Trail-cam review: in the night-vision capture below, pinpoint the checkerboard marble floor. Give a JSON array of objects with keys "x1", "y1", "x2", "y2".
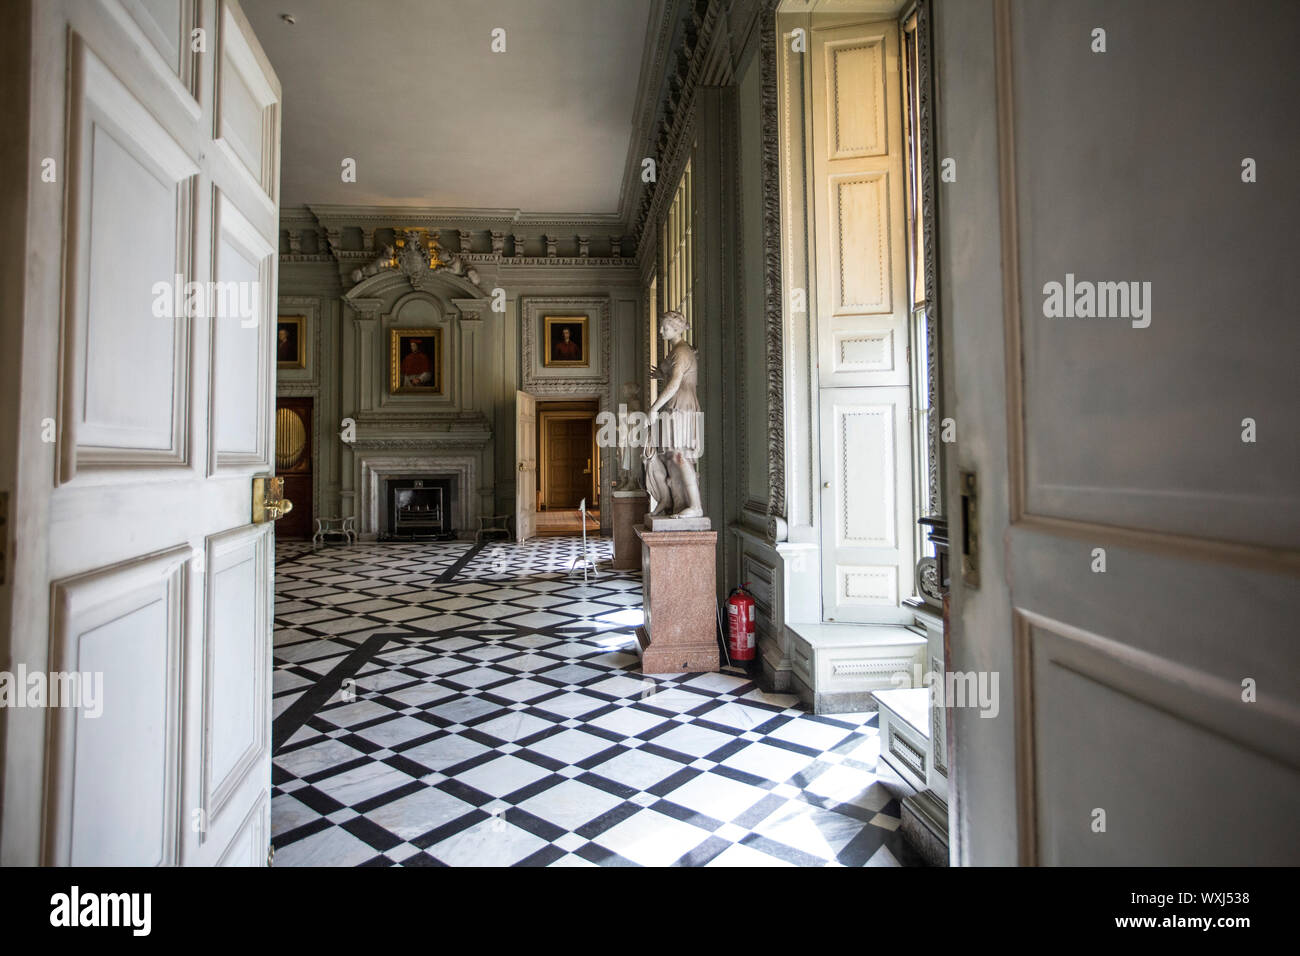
[{"x1": 271, "y1": 536, "x2": 921, "y2": 867}]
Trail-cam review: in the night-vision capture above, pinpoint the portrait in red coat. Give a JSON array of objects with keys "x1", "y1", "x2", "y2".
[{"x1": 544, "y1": 317, "x2": 587, "y2": 367}]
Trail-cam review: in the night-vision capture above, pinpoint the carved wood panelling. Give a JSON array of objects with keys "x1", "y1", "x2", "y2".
[
  {"x1": 821, "y1": 386, "x2": 913, "y2": 624},
  {"x1": 759, "y1": 3, "x2": 787, "y2": 538},
  {"x1": 59, "y1": 35, "x2": 198, "y2": 483},
  {"x1": 209, "y1": 188, "x2": 274, "y2": 473},
  {"x1": 827, "y1": 36, "x2": 887, "y2": 158},
  {"x1": 836, "y1": 403, "x2": 895, "y2": 547},
  {"x1": 839, "y1": 565, "x2": 898, "y2": 607},
  {"x1": 217, "y1": 791, "x2": 269, "y2": 866},
  {"x1": 215, "y1": 1, "x2": 278, "y2": 206},
  {"x1": 201, "y1": 525, "x2": 271, "y2": 834},
  {"x1": 837, "y1": 329, "x2": 894, "y2": 373},
  {"x1": 1016, "y1": 607, "x2": 1300, "y2": 865},
  {"x1": 915, "y1": 0, "x2": 944, "y2": 519},
  {"x1": 45, "y1": 545, "x2": 189, "y2": 865},
  {"x1": 831, "y1": 173, "x2": 891, "y2": 315},
  {"x1": 110, "y1": 0, "x2": 200, "y2": 107}
]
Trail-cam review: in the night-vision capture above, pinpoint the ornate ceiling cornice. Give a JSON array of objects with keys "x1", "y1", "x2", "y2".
[
  {"x1": 613, "y1": 0, "x2": 679, "y2": 232},
  {"x1": 631, "y1": 0, "x2": 723, "y2": 265},
  {"x1": 306, "y1": 204, "x2": 628, "y2": 230}
]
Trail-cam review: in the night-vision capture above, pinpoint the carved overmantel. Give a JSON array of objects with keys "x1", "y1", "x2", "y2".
[{"x1": 335, "y1": 263, "x2": 498, "y2": 535}]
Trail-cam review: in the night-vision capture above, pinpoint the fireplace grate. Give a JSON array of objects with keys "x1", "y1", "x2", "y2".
[{"x1": 385, "y1": 478, "x2": 456, "y2": 540}]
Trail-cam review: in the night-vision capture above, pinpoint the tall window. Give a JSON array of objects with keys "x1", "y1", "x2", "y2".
[{"x1": 660, "y1": 158, "x2": 694, "y2": 341}]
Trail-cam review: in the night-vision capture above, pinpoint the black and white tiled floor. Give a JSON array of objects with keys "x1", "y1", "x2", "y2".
[{"x1": 271, "y1": 536, "x2": 921, "y2": 867}]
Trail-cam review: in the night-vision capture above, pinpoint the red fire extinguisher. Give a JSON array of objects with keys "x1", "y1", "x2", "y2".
[{"x1": 726, "y1": 584, "x2": 757, "y2": 662}]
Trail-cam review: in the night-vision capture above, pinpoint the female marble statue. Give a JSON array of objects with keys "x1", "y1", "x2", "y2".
[{"x1": 643, "y1": 310, "x2": 703, "y2": 518}]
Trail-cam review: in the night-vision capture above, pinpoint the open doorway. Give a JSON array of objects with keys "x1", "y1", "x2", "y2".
[
  {"x1": 535, "y1": 400, "x2": 600, "y2": 535},
  {"x1": 275, "y1": 398, "x2": 314, "y2": 540}
]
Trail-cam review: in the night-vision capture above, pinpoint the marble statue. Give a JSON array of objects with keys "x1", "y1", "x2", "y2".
[
  {"x1": 612, "y1": 381, "x2": 645, "y2": 491},
  {"x1": 643, "y1": 310, "x2": 703, "y2": 518}
]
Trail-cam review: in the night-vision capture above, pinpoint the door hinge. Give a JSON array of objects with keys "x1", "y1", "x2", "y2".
[
  {"x1": 0, "y1": 490, "x2": 7, "y2": 586},
  {"x1": 959, "y1": 470, "x2": 979, "y2": 588}
]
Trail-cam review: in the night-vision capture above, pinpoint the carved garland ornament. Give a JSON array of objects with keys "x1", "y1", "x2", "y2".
[
  {"x1": 760, "y1": 0, "x2": 787, "y2": 540},
  {"x1": 349, "y1": 229, "x2": 482, "y2": 289},
  {"x1": 915, "y1": 0, "x2": 943, "y2": 519}
]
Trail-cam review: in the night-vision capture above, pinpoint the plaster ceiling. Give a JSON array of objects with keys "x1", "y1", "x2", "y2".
[{"x1": 242, "y1": 0, "x2": 655, "y2": 215}]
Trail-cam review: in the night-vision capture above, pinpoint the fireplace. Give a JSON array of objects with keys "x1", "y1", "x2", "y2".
[{"x1": 384, "y1": 477, "x2": 456, "y2": 540}]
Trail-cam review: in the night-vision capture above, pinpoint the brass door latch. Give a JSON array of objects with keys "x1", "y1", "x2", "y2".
[{"x1": 253, "y1": 476, "x2": 294, "y2": 524}]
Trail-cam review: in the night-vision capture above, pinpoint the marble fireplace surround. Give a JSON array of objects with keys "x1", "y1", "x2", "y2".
[{"x1": 358, "y1": 453, "x2": 480, "y2": 540}]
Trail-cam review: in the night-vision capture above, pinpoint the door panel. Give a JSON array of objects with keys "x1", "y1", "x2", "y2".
[
  {"x1": 197, "y1": 523, "x2": 272, "y2": 863},
  {"x1": 60, "y1": 34, "x2": 198, "y2": 479},
  {"x1": 544, "y1": 417, "x2": 594, "y2": 509},
  {"x1": 938, "y1": 0, "x2": 1300, "y2": 865},
  {"x1": 516, "y1": 391, "x2": 536, "y2": 543},
  {"x1": 819, "y1": 388, "x2": 913, "y2": 623},
  {"x1": 275, "y1": 398, "x2": 313, "y2": 539},
  {"x1": 210, "y1": 189, "x2": 274, "y2": 470},
  {"x1": 812, "y1": 23, "x2": 909, "y2": 389},
  {"x1": 46, "y1": 546, "x2": 188, "y2": 866},
  {"x1": 1, "y1": 0, "x2": 280, "y2": 866},
  {"x1": 810, "y1": 19, "x2": 913, "y2": 625}
]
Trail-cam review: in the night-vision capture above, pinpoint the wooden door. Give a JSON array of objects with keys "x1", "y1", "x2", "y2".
[
  {"x1": 937, "y1": 0, "x2": 1300, "y2": 865},
  {"x1": 544, "y1": 417, "x2": 594, "y2": 509},
  {"x1": 0, "y1": 0, "x2": 281, "y2": 865},
  {"x1": 275, "y1": 398, "x2": 313, "y2": 539},
  {"x1": 515, "y1": 391, "x2": 536, "y2": 543}
]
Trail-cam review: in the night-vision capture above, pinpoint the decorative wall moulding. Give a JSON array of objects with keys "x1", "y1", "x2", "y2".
[
  {"x1": 758, "y1": 0, "x2": 786, "y2": 537},
  {"x1": 352, "y1": 410, "x2": 492, "y2": 432},
  {"x1": 349, "y1": 437, "x2": 490, "y2": 451},
  {"x1": 629, "y1": 0, "x2": 724, "y2": 260},
  {"x1": 520, "y1": 296, "x2": 612, "y2": 398}
]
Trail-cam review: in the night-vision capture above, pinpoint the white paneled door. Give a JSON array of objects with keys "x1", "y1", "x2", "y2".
[
  {"x1": 516, "y1": 391, "x2": 537, "y2": 544},
  {"x1": 939, "y1": 0, "x2": 1300, "y2": 865},
  {"x1": 1, "y1": 0, "x2": 280, "y2": 865}
]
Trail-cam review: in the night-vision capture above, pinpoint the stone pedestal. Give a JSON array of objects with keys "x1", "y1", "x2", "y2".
[
  {"x1": 634, "y1": 525, "x2": 719, "y2": 674},
  {"x1": 611, "y1": 491, "x2": 649, "y2": 570},
  {"x1": 644, "y1": 514, "x2": 712, "y2": 532}
]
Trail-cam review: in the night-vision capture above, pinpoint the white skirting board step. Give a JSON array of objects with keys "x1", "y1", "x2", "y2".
[
  {"x1": 873, "y1": 687, "x2": 932, "y2": 791},
  {"x1": 873, "y1": 688, "x2": 930, "y2": 740},
  {"x1": 786, "y1": 622, "x2": 927, "y2": 715}
]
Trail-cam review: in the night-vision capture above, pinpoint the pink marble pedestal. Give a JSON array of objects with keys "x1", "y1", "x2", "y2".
[
  {"x1": 634, "y1": 525, "x2": 719, "y2": 674},
  {"x1": 611, "y1": 491, "x2": 649, "y2": 570}
]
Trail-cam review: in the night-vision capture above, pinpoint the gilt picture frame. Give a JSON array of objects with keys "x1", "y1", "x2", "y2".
[
  {"x1": 542, "y1": 315, "x2": 589, "y2": 368},
  {"x1": 389, "y1": 327, "x2": 444, "y2": 394},
  {"x1": 276, "y1": 315, "x2": 306, "y2": 369}
]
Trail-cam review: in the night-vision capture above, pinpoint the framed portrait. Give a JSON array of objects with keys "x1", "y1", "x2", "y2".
[
  {"x1": 542, "y1": 315, "x2": 589, "y2": 368},
  {"x1": 389, "y1": 328, "x2": 443, "y2": 394},
  {"x1": 276, "y1": 316, "x2": 306, "y2": 369}
]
